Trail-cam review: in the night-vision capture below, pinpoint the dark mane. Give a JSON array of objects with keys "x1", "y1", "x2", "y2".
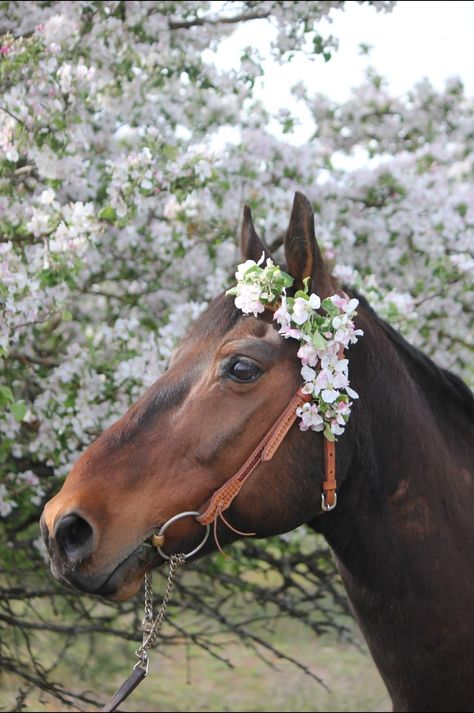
[{"x1": 352, "y1": 291, "x2": 474, "y2": 423}]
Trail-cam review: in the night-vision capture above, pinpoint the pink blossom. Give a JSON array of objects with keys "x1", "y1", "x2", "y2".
[
  {"x1": 297, "y1": 343, "x2": 319, "y2": 366},
  {"x1": 330, "y1": 419, "x2": 345, "y2": 436},
  {"x1": 296, "y1": 403, "x2": 324, "y2": 432},
  {"x1": 234, "y1": 284, "x2": 265, "y2": 317},
  {"x1": 292, "y1": 293, "x2": 320, "y2": 325}
]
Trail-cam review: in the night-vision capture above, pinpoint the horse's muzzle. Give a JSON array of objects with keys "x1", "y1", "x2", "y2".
[{"x1": 40, "y1": 511, "x2": 160, "y2": 599}]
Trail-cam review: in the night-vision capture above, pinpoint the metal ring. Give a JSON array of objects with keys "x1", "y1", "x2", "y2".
[
  {"x1": 155, "y1": 511, "x2": 210, "y2": 561},
  {"x1": 321, "y1": 492, "x2": 337, "y2": 512}
]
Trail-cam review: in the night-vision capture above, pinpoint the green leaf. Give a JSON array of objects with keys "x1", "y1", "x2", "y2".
[
  {"x1": 62, "y1": 309, "x2": 73, "y2": 321},
  {"x1": 294, "y1": 290, "x2": 309, "y2": 300},
  {"x1": 324, "y1": 423, "x2": 336, "y2": 442},
  {"x1": 0, "y1": 385, "x2": 13, "y2": 408},
  {"x1": 11, "y1": 401, "x2": 27, "y2": 422},
  {"x1": 243, "y1": 265, "x2": 260, "y2": 275},
  {"x1": 63, "y1": 394, "x2": 76, "y2": 408},
  {"x1": 98, "y1": 205, "x2": 117, "y2": 222},
  {"x1": 312, "y1": 331, "x2": 328, "y2": 349},
  {"x1": 321, "y1": 297, "x2": 337, "y2": 314}
]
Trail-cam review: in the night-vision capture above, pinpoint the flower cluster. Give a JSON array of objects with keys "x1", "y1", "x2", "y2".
[
  {"x1": 332, "y1": 264, "x2": 417, "y2": 328},
  {"x1": 227, "y1": 259, "x2": 363, "y2": 440},
  {"x1": 226, "y1": 255, "x2": 293, "y2": 316}
]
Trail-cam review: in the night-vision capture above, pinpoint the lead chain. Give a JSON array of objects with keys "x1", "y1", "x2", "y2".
[{"x1": 134, "y1": 553, "x2": 186, "y2": 672}]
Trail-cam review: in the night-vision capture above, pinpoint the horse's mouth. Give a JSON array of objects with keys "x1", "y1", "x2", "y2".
[
  {"x1": 51, "y1": 521, "x2": 209, "y2": 600},
  {"x1": 95, "y1": 541, "x2": 164, "y2": 600},
  {"x1": 53, "y1": 540, "x2": 164, "y2": 601}
]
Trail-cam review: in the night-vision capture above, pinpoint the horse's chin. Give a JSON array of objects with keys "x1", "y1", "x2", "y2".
[
  {"x1": 52, "y1": 542, "x2": 163, "y2": 602},
  {"x1": 102, "y1": 570, "x2": 149, "y2": 602}
]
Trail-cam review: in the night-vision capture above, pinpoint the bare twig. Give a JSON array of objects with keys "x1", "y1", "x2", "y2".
[{"x1": 169, "y1": 9, "x2": 271, "y2": 31}]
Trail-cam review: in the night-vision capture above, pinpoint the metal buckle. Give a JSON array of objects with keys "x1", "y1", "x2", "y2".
[
  {"x1": 321, "y1": 492, "x2": 337, "y2": 512},
  {"x1": 153, "y1": 511, "x2": 210, "y2": 561}
]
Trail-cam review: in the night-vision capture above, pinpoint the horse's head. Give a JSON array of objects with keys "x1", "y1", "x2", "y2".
[{"x1": 41, "y1": 192, "x2": 358, "y2": 601}]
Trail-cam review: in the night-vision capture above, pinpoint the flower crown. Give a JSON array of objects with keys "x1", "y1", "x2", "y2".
[{"x1": 226, "y1": 255, "x2": 363, "y2": 441}]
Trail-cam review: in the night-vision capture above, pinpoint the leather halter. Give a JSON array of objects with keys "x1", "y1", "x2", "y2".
[
  {"x1": 195, "y1": 299, "x2": 342, "y2": 536},
  {"x1": 197, "y1": 386, "x2": 339, "y2": 540},
  {"x1": 194, "y1": 295, "x2": 343, "y2": 541}
]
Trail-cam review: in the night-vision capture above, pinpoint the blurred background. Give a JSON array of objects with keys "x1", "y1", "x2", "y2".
[{"x1": 1, "y1": 2, "x2": 472, "y2": 710}]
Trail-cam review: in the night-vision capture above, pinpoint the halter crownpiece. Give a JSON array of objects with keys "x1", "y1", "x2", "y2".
[{"x1": 226, "y1": 254, "x2": 363, "y2": 442}]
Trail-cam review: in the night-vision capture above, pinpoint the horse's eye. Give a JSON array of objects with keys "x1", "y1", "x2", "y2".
[{"x1": 228, "y1": 359, "x2": 262, "y2": 383}]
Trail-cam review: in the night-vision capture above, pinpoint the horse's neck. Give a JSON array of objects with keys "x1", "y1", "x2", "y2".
[{"x1": 319, "y1": 331, "x2": 474, "y2": 710}]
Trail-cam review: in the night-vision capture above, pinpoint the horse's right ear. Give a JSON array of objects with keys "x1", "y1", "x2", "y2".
[
  {"x1": 241, "y1": 205, "x2": 273, "y2": 262},
  {"x1": 284, "y1": 191, "x2": 336, "y2": 297}
]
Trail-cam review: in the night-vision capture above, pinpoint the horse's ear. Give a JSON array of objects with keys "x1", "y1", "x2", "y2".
[
  {"x1": 241, "y1": 205, "x2": 273, "y2": 262},
  {"x1": 284, "y1": 191, "x2": 335, "y2": 296}
]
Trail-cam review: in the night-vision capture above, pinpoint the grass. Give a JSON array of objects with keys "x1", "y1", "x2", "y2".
[
  {"x1": 129, "y1": 618, "x2": 391, "y2": 713},
  {"x1": 1, "y1": 609, "x2": 390, "y2": 712},
  {"x1": 1, "y1": 541, "x2": 391, "y2": 712}
]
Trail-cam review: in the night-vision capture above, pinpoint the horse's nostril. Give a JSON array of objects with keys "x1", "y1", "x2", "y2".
[{"x1": 55, "y1": 513, "x2": 94, "y2": 562}]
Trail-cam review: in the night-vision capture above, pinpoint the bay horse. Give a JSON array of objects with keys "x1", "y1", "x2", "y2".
[{"x1": 41, "y1": 192, "x2": 474, "y2": 712}]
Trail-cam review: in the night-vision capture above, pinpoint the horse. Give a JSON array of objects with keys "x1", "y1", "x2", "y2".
[{"x1": 41, "y1": 192, "x2": 474, "y2": 712}]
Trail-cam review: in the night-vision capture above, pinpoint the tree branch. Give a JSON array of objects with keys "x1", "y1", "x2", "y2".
[{"x1": 169, "y1": 9, "x2": 271, "y2": 30}]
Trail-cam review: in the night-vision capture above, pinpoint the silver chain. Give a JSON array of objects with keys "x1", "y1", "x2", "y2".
[{"x1": 134, "y1": 553, "x2": 186, "y2": 672}]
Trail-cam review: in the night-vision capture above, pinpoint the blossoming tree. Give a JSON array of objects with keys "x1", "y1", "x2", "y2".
[{"x1": 1, "y1": 0, "x2": 472, "y2": 707}]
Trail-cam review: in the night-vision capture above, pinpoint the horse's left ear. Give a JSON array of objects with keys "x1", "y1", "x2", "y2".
[
  {"x1": 284, "y1": 192, "x2": 335, "y2": 296},
  {"x1": 241, "y1": 205, "x2": 273, "y2": 263}
]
